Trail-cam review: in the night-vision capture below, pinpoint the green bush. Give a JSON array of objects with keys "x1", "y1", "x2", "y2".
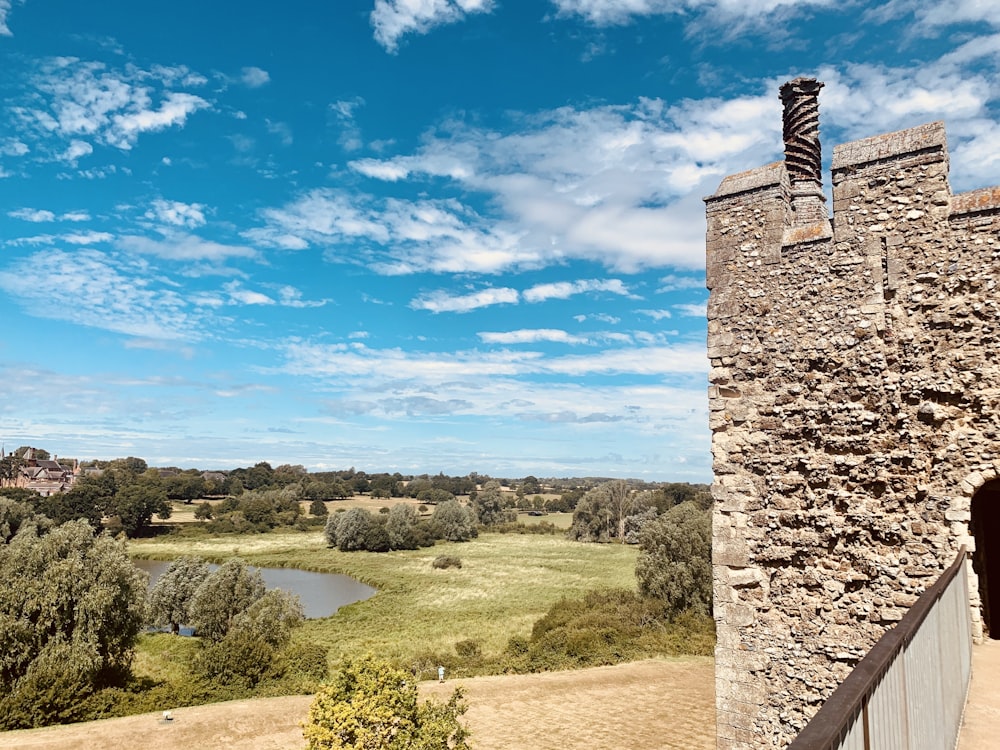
[
  {"x1": 303, "y1": 655, "x2": 470, "y2": 750},
  {"x1": 281, "y1": 641, "x2": 330, "y2": 681},
  {"x1": 505, "y1": 588, "x2": 714, "y2": 673},
  {"x1": 432, "y1": 555, "x2": 462, "y2": 569},
  {"x1": 454, "y1": 639, "x2": 481, "y2": 658}
]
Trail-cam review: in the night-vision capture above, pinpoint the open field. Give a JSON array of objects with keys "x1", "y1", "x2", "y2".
[
  {"x1": 0, "y1": 658, "x2": 715, "y2": 750},
  {"x1": 160, "y1": 498, "x2": 573, "y2": 529},
  {"x1": 129, "y1": 530, "x2": 639, "y2": 668}
]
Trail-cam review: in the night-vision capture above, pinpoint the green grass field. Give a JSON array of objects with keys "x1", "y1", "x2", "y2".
[{"x1": 129, "y1": 530, "x2": 638, "y2": 672}]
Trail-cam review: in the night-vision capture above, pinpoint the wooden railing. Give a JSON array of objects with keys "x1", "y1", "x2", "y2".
[{"x1": 787, "y1": 548, "x2": 972, "y2": 750}]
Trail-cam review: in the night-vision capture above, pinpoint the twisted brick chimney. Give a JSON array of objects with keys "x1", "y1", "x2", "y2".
[{"x1": 780, "y1": 77, "x2": 827, "y2": 224}]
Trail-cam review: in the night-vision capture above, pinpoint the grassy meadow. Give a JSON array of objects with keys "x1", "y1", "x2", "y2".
[{"x1": 129, "y1": 529, "x2": 639, "y2": 677}]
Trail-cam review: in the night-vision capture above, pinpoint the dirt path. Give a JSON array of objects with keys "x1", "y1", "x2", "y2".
[{"x1": 0, "y1": 658, "x2": 715, "y2": 750}]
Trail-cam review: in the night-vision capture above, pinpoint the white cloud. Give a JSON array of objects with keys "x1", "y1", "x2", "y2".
[
  {"x1": 266, "y1": 119, "x2": 293, "y2": 146},
  {"x1": 411, "y1": 286, "x2": 519, "y2": 313},
  {"x1": 345, "y1": 94, "x2": 781, "y2": 272},
  {"x1": 0, "y1": 0, "x2": 11, "y2": 36},
  {"x1": 276, "y1": 285, "x2": 329, "y2": 308},
  {"x1": 331, "y1": 98, "x2": 365, "y2": 151},
  {"x1": 61, "y1": 210, "x2": 91, "y2": 222},
  {"x1": 549, "y1": 0, "x2": 838, "y2": 28},
  {"x1": 62, "y1": 231, "x2": 113, "y2": 245},
  {"x1": 1, "y1": 138, "x2": 28, "y2": 156},
  {"x1": 0, "y1": 248, "x2": 204, "y2": 340},
  {"x1": 637, "y1": 308, "x2": 672, "y2": 320},
  {"x1": 371, "y1": 0, "x2": 496, "y2": 53},
  {"x1": 16, "y1": 58, "x2": 210, "y2": 154},
  {"x1": 241, "y1": 66, "x2": 270, "y2": 87},
  {"x1": 9, "y1": 208, "x2": 56, "y2": 222},
  {"x1": 673, "y1": 302, "x2": 707, "y2": 317},
  {"x1": 870, "y1": 0, "x2": 1000, "y2": 31},
  {"x1": 523, "y1": 278, "x2": 638, "y2": 303},
  {"x1": 118, "y1": 232, "x2": 259, "y2": 263},
  {"x1": 146, "y1": 198, "x2": 208, "y2": 228},
  {"x1": 224, "y1": 281, "x2": 274, "y2": 306},
  {"x1": 478, "y1": 328, "x2": 589, "y2": 344}
]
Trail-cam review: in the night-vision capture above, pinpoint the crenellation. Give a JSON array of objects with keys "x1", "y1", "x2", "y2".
[{"x1": 706, "y1": 79, "x2": 1000, "y2": 748}]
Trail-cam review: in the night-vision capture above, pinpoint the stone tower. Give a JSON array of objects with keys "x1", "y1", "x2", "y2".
[{"x1": 705, "y1": 78, "x2": 1000, "y2": 748}]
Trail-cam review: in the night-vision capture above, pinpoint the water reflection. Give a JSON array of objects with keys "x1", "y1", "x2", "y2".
[{"x1": 133, "y1": 559, "x2": 376, "y2": 619}]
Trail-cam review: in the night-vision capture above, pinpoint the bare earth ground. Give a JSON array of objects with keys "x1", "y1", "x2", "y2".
[{"x1": 0, "y1": 658, "x2": 714, "y2": 750}]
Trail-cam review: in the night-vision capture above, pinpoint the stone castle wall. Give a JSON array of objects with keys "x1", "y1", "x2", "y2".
[{"x1": 706, "y1": 81, "x2": 1000, "y2": 749}]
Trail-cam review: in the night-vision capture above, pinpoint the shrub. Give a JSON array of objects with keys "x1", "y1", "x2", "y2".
[
  {"x1": 454, "y1": 639, "x2": 481, "y2": 658},
  {"x1": 281, "y1": 641, "x2": 330, "y2": 681},
  {"x1": 303, "y1": 655, "x2": 470, "y2": 750},
  {"x1": 309, "y1": 499, "x2": 328, "y2": 517},
  {"x1": 432, "y1": 555, "x2": 462, "y2": 569}
]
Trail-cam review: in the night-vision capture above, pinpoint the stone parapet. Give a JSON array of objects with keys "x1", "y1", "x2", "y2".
[{"x1": 707, "y1": 82, "x2": 1000, "y2": 749}]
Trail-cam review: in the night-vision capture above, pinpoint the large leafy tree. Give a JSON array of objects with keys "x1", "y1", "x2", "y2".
[
  {"x1": 432, "y1": 499, "x2": 476, "y2": 542},
  {"x1": 303, "y1": 655, "x2": 470, "y2": 750},
  {"x1": 0, "y1": 520, "x2": 148, "y2": 727},
  {"x1": 195, "y1": 588, "x2": 304, "y2": 688},
  {"x1": 108, "y1": 476, "x2": 171, "y2": 537},
  {"x1": 635, "y1": 501, "x2": 712, "y2": 617},
  {"x1": 471, "y1": 480, "x2": 515, "y2": 527},
  {"x1": 189, "y1": 559, "x2": 265, "y2": 641},
  {"x1": 148, "y1": 556, "x2": 212, "y2": 634},
  {"x1": 567, "y1": 480, "x2": 648, "y2": 542}
]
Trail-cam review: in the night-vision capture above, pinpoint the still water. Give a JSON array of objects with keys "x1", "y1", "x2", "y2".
[{"x1": 133, "y1": 559, "x2": 376, "y2": 620}]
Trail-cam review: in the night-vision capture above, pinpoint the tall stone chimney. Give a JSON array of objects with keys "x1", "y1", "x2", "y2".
[{"x1": 780, "y1": 77, "x2": 827, "y2": 224}]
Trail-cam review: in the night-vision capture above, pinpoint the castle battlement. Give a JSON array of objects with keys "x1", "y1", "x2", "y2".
[{"x1": 706, "y1": 79, "x2": 1000, "y2": 749}]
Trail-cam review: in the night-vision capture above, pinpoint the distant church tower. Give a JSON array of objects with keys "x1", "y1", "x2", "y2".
[{"x1": 705, "y1": 78, "x2": 1000, "y2": 748}]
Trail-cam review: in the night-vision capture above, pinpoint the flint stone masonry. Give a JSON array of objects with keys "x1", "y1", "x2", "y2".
[{"x1": 705, "y1": 80, "x2": 1000, "y2": 750}]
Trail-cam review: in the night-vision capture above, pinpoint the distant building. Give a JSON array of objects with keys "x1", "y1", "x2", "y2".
[{"x1": 6, "y1": 446, "x2": 78, "y2": 497}]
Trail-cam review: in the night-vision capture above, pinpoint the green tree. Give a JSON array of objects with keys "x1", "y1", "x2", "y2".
[
  {"x1": 325, "y1": 507, "x2": 376, "y2": 551},
  {"x1": 635, "y1": 501, "x2": 712, "y2": 617},
  {"x1": 108, "y1": 477, "x2": 171, "y2": 537},
  {"x1": 189, "y1": 559, "x2": 265, "y2": 641},
  {"x1": 195, "y1": 589, "x2": 304, "y2": 688},
  {"x1": 0, "y1": 520, "x2": 147, "y2": 727},
  {"x1": 386, "y1": 503, "x2": 419, "y2": 550},
  {"x1": 0, "y1": 497, "x2": 48, "y2": 542},
  {"x1": 303, "y1": 655, "x2": 470, "y2": 750},
  {"x1": 432, "y1": 499, "x2": 476, "y2": 542},
  {"x1": 194, "y1": 501, "x2": 214, "y2": 521},
  {"x1": 310, "y1": 498, "x2": 329, "y2": 516},
  {"x1": 148, "y1": 556, "x2": 211, "y2": 634},
  {"x1": 471, "y1": 480, "x2": 515, "y2": 527},
  {"x1": 566, "y1": 480, "x2": 642, "y2": 542}
]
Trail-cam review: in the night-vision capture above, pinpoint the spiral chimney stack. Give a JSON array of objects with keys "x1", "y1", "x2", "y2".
[{"x1": 780, "y1": 77, "x2": 827, "y2": 223}]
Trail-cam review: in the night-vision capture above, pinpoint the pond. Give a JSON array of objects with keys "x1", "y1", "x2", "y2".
[{"x1": 133, "y1": 559, "x2": 376, "y2": 620}]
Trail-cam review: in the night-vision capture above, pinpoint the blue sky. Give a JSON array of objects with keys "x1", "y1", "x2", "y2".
[{"x1": 1, "y1": 1, "x2": 998, "y2": 481}]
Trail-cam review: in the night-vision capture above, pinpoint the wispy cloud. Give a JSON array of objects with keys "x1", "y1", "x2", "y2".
[
  {"x1": 240, "y1": 66, "x2": 270, "y2": 87},
  {"x1": 330, "y1": 98, "x2": 365, "y2": 152},
  {"x1": 523, "y1": 278, "x2": 639, "y2": 303},
  {"x1": 0, "y1": 249, "x2": 205, "y2": 340},
  {"x1": 0, "y1": 0, "x2": 12, "y2": 36},
  {"x1": 371, "y1": 0, "x2": 496, "y2": 53},
  {"x1": 549, "y1": 0, "x2": 838, "y2": 29},
  {"x1": 118, "y1": 232, "x2": 259, "y2": 263},
  {"x1": 478, "y1": 328, "x2": 589, "y2": 344},
  {"x1": 673, "y1": 302, "x2": 707, "y2": 317},
  {"x1": 411, "y1": 286, "x2": 519, "y2": 313}
]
